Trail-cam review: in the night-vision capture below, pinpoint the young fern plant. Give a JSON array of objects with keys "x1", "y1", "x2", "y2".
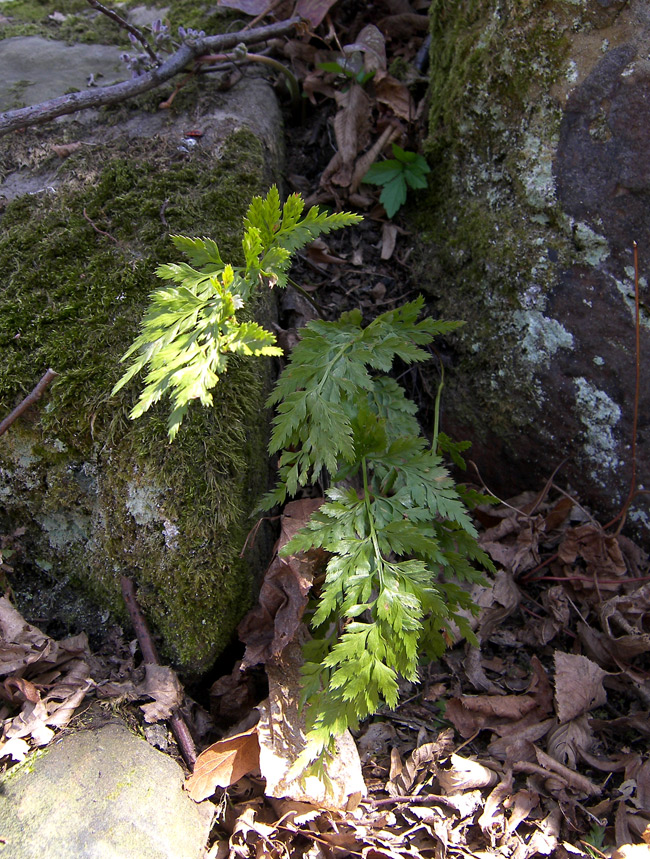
[
  {"x1": 112, "y1": 186, "x2": 361, "y2": 438},
  {"x1": 261, "y1": 300, "x2": 494, "y2": 772},
  {"x1": 113, "y1": 186, "x2": 494, "y2": 774}
]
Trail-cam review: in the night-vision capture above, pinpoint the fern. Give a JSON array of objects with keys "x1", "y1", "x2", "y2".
[
  {"x1": 115, "y1": 187, "x2": 495, "y2": 774},
  {"x1": 112, "y1": 187, "x2": 360, "y2": 438},
  {"x1": 264, "y1": 304, "x2": 494, "y2": 768}
]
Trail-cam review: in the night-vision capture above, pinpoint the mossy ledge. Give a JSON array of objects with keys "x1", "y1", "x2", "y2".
[{"x1": 0, "y1": 129, "x2": 276, "y2": 674}]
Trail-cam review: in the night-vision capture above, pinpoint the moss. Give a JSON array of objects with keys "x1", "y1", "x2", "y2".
[
  {"x1": 412, "y1": 1, "x2": 601, "y2": 446},
  {"x1": 0, "y1": 0, "x2": 238, "y2": 43},
  {"x1": 0, "y1": 128, "x2": 277, "y2": 673}
]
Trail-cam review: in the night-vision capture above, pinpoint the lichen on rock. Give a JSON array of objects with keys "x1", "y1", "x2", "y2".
[{"x1": 415, "y1": 0, "x2": 650, "y2": 528}]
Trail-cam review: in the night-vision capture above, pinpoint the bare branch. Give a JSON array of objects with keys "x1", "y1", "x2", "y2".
[
  {"x1": 0, "y1": 17, "x2": 301, "y2": 137},
  {"x1": 0, "y1": 369, "x2": 58, "y2": 437},
  {"x1": 86, "y1": 0, "x2": 159, "y2": 65}
]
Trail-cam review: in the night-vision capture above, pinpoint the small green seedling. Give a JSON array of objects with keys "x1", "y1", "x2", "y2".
[
  {"x1": 363, "y1": 144, "x2": 431, "y2": 218},
  {"x1": 317, "y1": 59, "x2": 376, "y2": 87}
]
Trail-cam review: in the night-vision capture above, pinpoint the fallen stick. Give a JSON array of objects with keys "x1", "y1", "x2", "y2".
[
  {"x1": 120, "y1": 575, "x2": 197, "y2": 768},
  {"x1": 0, "y1": 17, "x2": 300, "y2": 137},
  {"x1": 0, "y1": 369, "x2": 58, "y2": 438}
]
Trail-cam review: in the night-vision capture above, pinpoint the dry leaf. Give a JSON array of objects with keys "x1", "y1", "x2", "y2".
[
  {"x1": 140, "y1": 664, "x2": 184, "y2": 723},
  {"x1": 239, "y1": 499, "x2": 324, "y2": 669},
  {"x1": 373, "y1": 71, "x2": 415, "y2": 120},
  {"x1": 546, "y1": 714, "x2": 594, "y2": 768},
  {"x1": 437, "y1": 754, "x2": 498, "y2": 793},
  {"x1": 554, "y1": 651, "x2": 607, "y2": 723},
  {"x1": 51, "y1": 142, "x2": 81, "y2": 158},
  {"x1": 186, "y1": 726, "x2": 260, "y2": 801},
  {"x1": 294, "y1": 0, "x2": 340, "y2": 29},
  {"x1": 558, "y1": 523, "x2": 627, "y2": 580},
  {"x1": 257, "y1": 639, "x2": 365, "y2": 811},
  {"x1": 380, "y1": 223, "x2": 398, "y2": 260}
]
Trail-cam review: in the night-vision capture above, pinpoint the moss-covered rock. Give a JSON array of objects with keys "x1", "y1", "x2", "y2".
[
  {"x1": 0, "y1": 69, "x2": 283, "y2": 673},
  {"x1": 415, "y1": 0, "x2": 650, "y2": 530}
]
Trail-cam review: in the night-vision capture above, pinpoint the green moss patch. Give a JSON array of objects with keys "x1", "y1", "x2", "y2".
[{"x1": 0, "y1": 129, "x2": 276, "y2": 673}]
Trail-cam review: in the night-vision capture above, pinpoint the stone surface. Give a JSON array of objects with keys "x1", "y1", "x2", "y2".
[
  {"x1": 0, "y1": 35, "x2": 283, "y2": 673},
  {"x1": 0, "y1": 36, "x2": 124, "y2": 112},
  {"x1": 418, "y1": 0, "x2": 650, "y2": 533},
  {"x1": 0, "y1": 717, "x2": 213, "y2": 859}
]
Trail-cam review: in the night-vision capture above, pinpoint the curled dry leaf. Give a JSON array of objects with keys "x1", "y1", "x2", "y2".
[
  {"x1": 599, "y1": 583, "x2": 650, "y2": 661},
  {"x1": 373, "y1": 71, "x2": 415, "y2": 120},
  {"x1": 553, "y1": 651, "x2": 607, "y2": 724},
  {"x1": 185, "y1": 726, "x2": 260, "y2": 802},
  {"x1": 445, "y1": 693, "x2": 539, "y2": 738},
  {"x1": 320, "y1": 85, "x2": 372, "y2": 189},
  {"x1": 558, "y1": 523, "x2": 627, "y2": 582},
  {"x1": 239, "y1": 498, "x2": 324, "y2": 669},
  {"x1": 140, "y1": 664, "x2": 184, "y2": 723},
  {"x1": 546, "y1": 714, "x2": 594, "y2": 769},
  {"x1": 437, "y1": 754, "x2": 498, "y2": 794}
]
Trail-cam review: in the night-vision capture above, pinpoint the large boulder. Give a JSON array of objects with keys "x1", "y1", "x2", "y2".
[
  {"x1": 0, "y1": 712, "x2": 213, "y2": 859},
  {"x1": 417, "y1": 0, "x2": 650, "y2": 532},
  {"x1": 0, "y1": 33, "x2": 283, "y2": 673}
]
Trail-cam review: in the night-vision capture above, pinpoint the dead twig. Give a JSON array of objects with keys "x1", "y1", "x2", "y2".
[
  {"x1": 83, "y1": 208, "x2": 118, "y2": 243},
  {"x1": 120, "y1": 575, "x2": 197, "y2": 767},
  {"x1": 86, "y1": 0, "x2": 159, "y2": 65},
  {"x1": 0, "y1": 369, "x2": 58, "y2": 438},
  {"x1": 0, "y1": 18, "x2": 300, "y2": 136}
]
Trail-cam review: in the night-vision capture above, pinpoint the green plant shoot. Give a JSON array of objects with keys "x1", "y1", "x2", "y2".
[
  {"x1": 363, "y1": 144, "x2": 431, "y2": 218},
  {"x1": 115, "y1": 186, "x2": 494, "y2": 774},
  {"x1": 112, "y1": 186, "x2": 360, "y2": 439}
]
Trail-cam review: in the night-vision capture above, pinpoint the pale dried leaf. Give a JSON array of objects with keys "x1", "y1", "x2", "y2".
[
  {"x1": 613, "y1": 847, "x2": 650, "y2": 859},
  {"x1": 380, "y1": 223, "x2": 398, "y2": 260},
  {"x1": 258, "y1": 640, "x2": 365, "y2": 811},
  {"x1": 478, "y1": 770, "x2": 513, "y2": 839},
  {"x1": 140, "y1": 664, "x2": 184, "y2": 723},
  {"x1": 554, "y1": 652, "x2": 607, "y2": 723},
  {"x1": 506, "y1": 789, "x2": 539, "y2": 835},
  {"x1": 186, "y1": 726, "x2": 260, "y2": 801},
  {"x1": 0, "y1": 735, "x2": 30, "y2": 761},
  {"x1": 294, "y1": 0, "x2": 340, "y2": 29},
  {"x1": 344, "y1": 24, "x2": 386, "y2": 72},
  {"x1": 547, "y1": 714, "x2": 594, "y2": 768},
  {"x1": 527, "y1": 806, "x2": 560, "y2": 856},
  {"x1": 437, "y1": 754, "x2": 498, "y2": 794}
]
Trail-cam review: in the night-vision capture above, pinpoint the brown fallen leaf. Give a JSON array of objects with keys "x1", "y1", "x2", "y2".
[
  {"x1": 558, "y1": 523, "x2": 627, "y2": 582},
  {"x1": 294, "y1": 0, "x2": 340, "y2": 29},
  {"x1": 140, "y1": 663, "x2": 184, "y2": 723},
  {"x1": 554, "y1": 651, "x2": 607, "y2": 723},
  {"x1": 445, "y1": 693, "x2": 539, "y2": 737},
  {"x1": 373, "y1": 71, "x2": 415, "y2": 120},
  {"x1": 51, "y1": 142, "x2": 82, "y2": 158},
  {"x1": 186, "y1": 726, "x2": 260, "y2": 802},
  {"x1": 238, "y1": 499, "x2": 324, "y2": 669},
  {"x1": 437, "y1": 753, "x2": 498, "y2": 793}
]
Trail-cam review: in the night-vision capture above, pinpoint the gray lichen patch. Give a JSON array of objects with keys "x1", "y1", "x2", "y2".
[{"x1": 573, "y1": 377, "x2": 623, "y2": 489}]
